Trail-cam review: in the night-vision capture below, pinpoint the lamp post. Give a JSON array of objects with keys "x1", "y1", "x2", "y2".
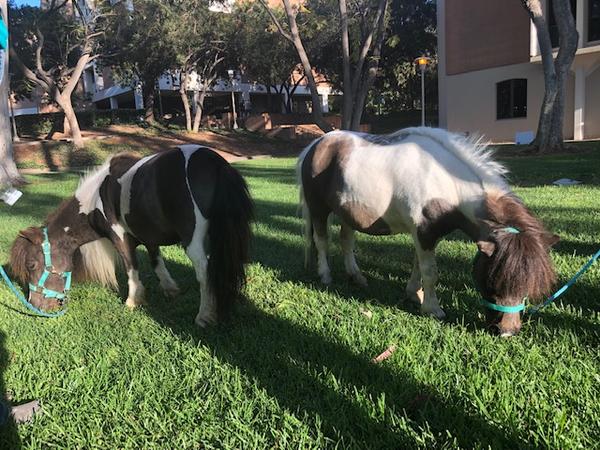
[
  {"x1": 414, "y1": 56, "x2": 431, "y2": 126},
  {"x1": 227, "y1": 69, "x2": 238, "y2": 130}
]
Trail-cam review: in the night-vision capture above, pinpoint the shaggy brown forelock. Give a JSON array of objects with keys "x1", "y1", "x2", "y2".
[{"x1": 485, "y1": 194, "x2": 557, "y2": 301}]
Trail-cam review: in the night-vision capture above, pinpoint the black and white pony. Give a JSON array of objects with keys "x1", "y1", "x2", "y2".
[
  {"x1": 10, "y1": 145, "x2": 253, "y2": 326},
  {"x1": 299, "y1": 127, "x2": 559, "y2": 336}
]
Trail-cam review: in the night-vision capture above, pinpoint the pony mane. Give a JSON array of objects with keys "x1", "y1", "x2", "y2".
[
  {"x1": 75, "y1": 161, "x2": 111, "y2": 214},
  {"x1": 392, "y1": 127, "x2": 509, "y2": 191},
  {"x1": 484, "y1": 193, "x2": 557, "y2": 301}
]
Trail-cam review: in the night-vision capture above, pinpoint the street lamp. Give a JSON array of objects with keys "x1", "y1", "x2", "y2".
[
  {"x1": 227, "y1": 69, "x2": 238, "y2": 130},
  {"x1": 414, "y1": 56, "x2": 431, "y2": 127}
]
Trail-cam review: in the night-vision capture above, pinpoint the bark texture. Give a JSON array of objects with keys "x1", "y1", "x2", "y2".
[
  {"x1": 521, "y1": 0, "x2": 578, "y2": 153},
  {"x1": 0, "y1": 0, "x2": 24, "y2": 185}
]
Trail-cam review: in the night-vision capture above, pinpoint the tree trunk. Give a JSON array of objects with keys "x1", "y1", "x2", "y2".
[
  {"x1": 192, "y1": 89, "x2": 207, "y2": 133},
  {"x1": 179, "y1": 71, "x2": 192, "y2": 132},
  {"x1": 55, "y1": 94, "x2": 84, "y2": 149},
  {"x1": 266, "y1": 84, "x2": 273, "y2": 112},
  {"x1": 281, "y1": 1, "x2": 332, "y2": 132},
  {"x1": 0, "y1": 62, "x2": 23, "y2": 185},
  {"x1": 339, "y1": 0, "x2": 353, "y2": 130},
  {"x1": 0, "y1": 1, "x2": 24, "y2": 185},
  {"x1": 142, "y1": 81, "x2": 156, "y2": 124},
  {"x1": 522, "y1": 0, "x2": 578, "y2": 153}
]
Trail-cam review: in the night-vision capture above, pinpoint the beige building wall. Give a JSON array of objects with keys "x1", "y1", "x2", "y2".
[
  {"x1": 445, "y1": 62, "x2": 575, "y2": 142},
  {"x1": 585, "y1": 66, "x2": 600, "y2": 138}
]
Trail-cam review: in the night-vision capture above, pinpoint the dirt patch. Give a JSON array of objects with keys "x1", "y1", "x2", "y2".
[{"x1": 14, "y1": 125, "x2": 318, "y2": 171}]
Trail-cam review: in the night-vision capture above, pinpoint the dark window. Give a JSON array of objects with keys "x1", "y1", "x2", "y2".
[
  {"x1": 549, "y1": 0, "x2": 577, "y2": 47},
  {"x1": 497, "y1": 79, "x2": 527, "y2": 120},
  {"x1": 590, "y1": 0, "x2": 600, "y2": 42}
]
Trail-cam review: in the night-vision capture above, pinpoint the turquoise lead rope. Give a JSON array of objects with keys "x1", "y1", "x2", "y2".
[{"x1": 526, "y1": 247, "x2": 600, "y2": 315}]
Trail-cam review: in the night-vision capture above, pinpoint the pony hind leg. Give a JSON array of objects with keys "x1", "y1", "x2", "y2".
[
  {"x1": 185, "y1": 214, "x2": 216, "y2": 327},
  {"x1": 147, "y1": 245, "x2": 180, "y2": 298},
  {"x1": 312, "y1": 214, "x2": 332, "y2": 285},
  {"x1": 413, "y1": 241, "x2": 446, "y2": 320},
  {"x1": 340, "y1": 221, "x2": 367, "y2": 287},
  {"x1": 405, "y1": 254, "x2": 424, "y2": 306}
]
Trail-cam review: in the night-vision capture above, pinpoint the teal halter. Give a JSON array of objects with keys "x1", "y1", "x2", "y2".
[
  {"x1": 28, "y1": 227, "x2": 72, "y2": 303},
  {"x1": 477, "y1": 226, "x2": 526, "y2": 314}
]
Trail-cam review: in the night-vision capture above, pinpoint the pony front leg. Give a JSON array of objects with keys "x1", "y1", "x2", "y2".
[
  {"x1": 110, "y1": 230, "x2": 146, "y2": 308},
  {"x1": 340, "y1": 222, "x2": 367, "y2": 287},
  {"x1": 414, "y1": 246, "x2": 446, "y2": 320},
  {"x1": 147, "y1": 245, "x2": 180, "y2": 298}
]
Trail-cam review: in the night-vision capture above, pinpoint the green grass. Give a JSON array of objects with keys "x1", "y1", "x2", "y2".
[{"x1": 1, "y1": 148, "x2": 599, "y2": 448}]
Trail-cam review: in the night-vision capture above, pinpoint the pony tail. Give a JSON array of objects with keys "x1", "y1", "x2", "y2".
[
  {"x1": 299, "y1": 184, "x2": 315, "y2": 269},
  {"x1": 207, "y1": 163, "x2": 254, "y2": 319},
  {"x1": 297, "y1": 143, "x2": 317, "y2": 269},
  {"x1": 73, "y1": 238, "x2": 119, "y2": 289}
]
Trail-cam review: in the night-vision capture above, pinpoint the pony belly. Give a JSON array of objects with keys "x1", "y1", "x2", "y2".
[{"x1": 335, "y1": 201, "x2": 393, "y2": 235}]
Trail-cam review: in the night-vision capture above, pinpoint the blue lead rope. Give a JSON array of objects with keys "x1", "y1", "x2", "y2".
[
  {"x1": 526, "y1": 247, "x2": 600, "y2": 315},
  {"x1": 0, "y1": 265, "x2": 67, "y2": 318}
]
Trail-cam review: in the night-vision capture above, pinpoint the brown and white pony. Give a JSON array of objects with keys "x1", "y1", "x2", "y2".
[
  {"x1": 298, "y1": 127, "x2": 558, "y2": 336},
  {"x1": 10, "y1": 145, "x2": 253, "y2": 326}
]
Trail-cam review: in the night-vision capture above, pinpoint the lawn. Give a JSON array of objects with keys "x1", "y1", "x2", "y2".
[{"x1": 0, "y1": 146, "x2": 599, "y2": 448}]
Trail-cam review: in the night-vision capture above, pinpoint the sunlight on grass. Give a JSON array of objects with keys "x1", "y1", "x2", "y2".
[{"x1": 0, "y1": 150, "x2": 599, "y2": 448}]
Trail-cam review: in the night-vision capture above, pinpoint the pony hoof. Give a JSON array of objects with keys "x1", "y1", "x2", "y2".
[
  {"x1": 351, "y1": 273, "x2": 368, "y2": 287},
  {"x1": 421, "y1": 307, "x2": 446, "y2": 320},
  {"x1": 320, "y1": 274, "x2": 332, "y2": 285},
  {"x1": 195, "y1": 312, "x2": 217, "y2": 328},
  {"x1": 162, "y1": 285, "x2": 181, "y2": 298},
  {"x1": 125, "y1": 299, "x2": 143, "y2": 309}
]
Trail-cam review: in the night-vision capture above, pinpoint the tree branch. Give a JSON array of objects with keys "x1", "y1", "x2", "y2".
[
  {"x1": 9, "y1": 45, "x2": 52, "y2": 92},
  {"x1": 257, "y1": 0, "x2": 294, "y2": 43},
  {"x1": 350, "y1": 0, "x2": 387, "y2": 99}
]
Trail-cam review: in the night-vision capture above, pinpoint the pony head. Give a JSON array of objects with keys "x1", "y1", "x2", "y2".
[
  {"x1": 10, "y1": 226, "x2": 74, "y2": 312},
  {"x1": 472, "y1": 193, "x2": 559, "y2": 336}
]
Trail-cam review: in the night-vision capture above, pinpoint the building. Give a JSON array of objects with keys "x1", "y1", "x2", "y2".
[{"x1": 437, "y1": 0, "x2": 600, "y2": 142}]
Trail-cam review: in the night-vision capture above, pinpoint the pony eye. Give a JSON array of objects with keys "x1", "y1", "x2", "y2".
[{"x1": 27, "y1": 261, "x2": 37, "y2": 270}]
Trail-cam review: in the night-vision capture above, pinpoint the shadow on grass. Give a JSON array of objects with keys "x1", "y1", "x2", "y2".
[
  {"x1": 0, "y1": 330, "x2": 22, "y2": 448},
  {"x1": 141, "y1": 278, "x2": 528, "y2": 448}
]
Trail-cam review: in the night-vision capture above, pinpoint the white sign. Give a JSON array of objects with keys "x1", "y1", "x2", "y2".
[{"x1": 0, "y1": 187, "x2": 22, "y2": 206}]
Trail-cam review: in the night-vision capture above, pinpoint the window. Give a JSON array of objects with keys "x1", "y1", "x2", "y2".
[
  {"x1": 549, "y1": 0, "x2": 577, "y2": 47},
  {"x1": 590, "y1": 0, "x2": 600, "y2": 42},
  {"x1": 497, "y1": 79, "x2": 527, "y2": 120}
]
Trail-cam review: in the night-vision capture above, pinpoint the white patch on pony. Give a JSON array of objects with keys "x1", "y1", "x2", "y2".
[
  {"x1": 125, "y1": 268, "x2": 146, "y2": 308},
  {"x1": 117, "y1": 154, "x2": 159, "y2": 232},
  {"x1": 178, "y1": 144, "x2": 204, "y2": 165},
  {"x1": 77, "y1": 238, "x2": 118, "y2": 289},
  {"x1": 185, "y1": 203, "x2": 214, "y2": 327},
  {"x1": 328, "y1": 128, "x2": 509, "y2": 231},
  {"x1": 111, "y1": 223, "x2": 126, "y2": 241},
  {"x1": 63, "y1": 227, "x2": 70, "y2": 233},
  {"x1": 75, "y1": 162, "x2": 111, "y2": 217}
]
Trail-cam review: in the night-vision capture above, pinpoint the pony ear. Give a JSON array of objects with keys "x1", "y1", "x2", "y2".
[
  {"x1": 18, "y1": 227, "x2": 42, "y2": 244},
  {"x1": 542, "y1": 233, "x2": 560, "y2": 248},
  {"x1": 477, "y1": 240, "x2": 496, "y2": 257}
]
